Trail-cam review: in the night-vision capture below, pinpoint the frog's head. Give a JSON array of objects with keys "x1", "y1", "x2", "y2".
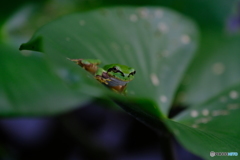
[{"x1": 103, "y1": 64, "x2": 136, "y2": 81}]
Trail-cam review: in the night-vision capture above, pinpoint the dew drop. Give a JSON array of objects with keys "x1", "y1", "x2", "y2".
[
  {"x1": 138, "y1": 8, "x2": 148, "y2": 18},
  {"x1": 212, "y1": 110, "x2": 229, "y2": 116},
  {"x1": 160, "y1": 95, "x2": 167, "y2": 103},
  {"x1": 202, "y1": 117, "x2": 211, "y2": 123},
  {"x1": 227, "y1": 103, "x2": 239, "y2": 110},
  {"x1": 155, "y1": 9, "x2": 163, "y2": 18},
  {"x1": 192, "y1": 124, "x2": 198, "y2": 128},
  {"x1": 79, "y1": 20, "x2": 85, "y2": 26},
  {"x1": 202, "y1": 109, "x2": 209, "y2": 116},
  {"x1": 196, "y1": 117, "x2": 212, "y2": 124},
  {"x1": 130, "y1": 14, "x2": 138, "y2": 22},
  {"x1": 212, "y1": 62, "x2": 225, "y2": 75},
  {"x1": 181, "y1": 35, "x2": 190, "y2": 44},
  {"x1": 190, "y1": 110, "x2": 198, "y2": 118},
  {"x1": 150, "y1": 73, "x2": 160, "y2": 86},
  {"x1": 158, "y1": 22, "x2": 168, "y2": 33},
  {"x1": 229, "y1": 90, "x2": 238, "y2": 99}
]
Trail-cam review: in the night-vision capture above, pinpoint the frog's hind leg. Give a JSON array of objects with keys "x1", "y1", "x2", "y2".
[
  {"x1": 111, "y1": 84, "x2": 127, "y2": 95},
  {"x1": 67, "y1": 58, "x2": 83, "y2": 65},
  {"x1": 67, "y1": 58, "x2": 98, "y2": 74}
]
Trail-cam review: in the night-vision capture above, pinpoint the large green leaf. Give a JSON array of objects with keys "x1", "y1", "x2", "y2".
[
  {"x1": 20, "y1": 7, "x2": 198, "y2": 117},
  {"x1": 168, "y1": 83, "x2": 240, "y2": 160},
  {"x1": 175, "y1": 30, "x2": 240, "y2": 106},
  {"x1": 0, "y1": 43, "x2": 104, "y2": 116}
]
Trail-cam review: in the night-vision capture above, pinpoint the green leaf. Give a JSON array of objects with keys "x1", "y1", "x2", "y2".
[
  {"x1": 168, "y1": 83, "x2": 240, "y2": 160},
  {"x1": 0, "y1": 43, "x2": 101, "y2": 116},
  {"x1": 20, "y1": 7, "x2": 198, "y2": 117},
  {"x1": 84, "y1": 0, "x2": 235, "y2": 28},
  {"x1": 161, "y1": 0, "x2": 235, "y2": 28},
  {"x1": 175, "y1": 30, "x2": 240, "y2": 106}
]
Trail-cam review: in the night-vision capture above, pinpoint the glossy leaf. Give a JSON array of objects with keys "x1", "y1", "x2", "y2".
[
  {"x1": 20, "y1": 7, "x2": 198, "y2": 117},
  {"x1": 169, "y1": 83, "x2": 240, "y2": 160}
]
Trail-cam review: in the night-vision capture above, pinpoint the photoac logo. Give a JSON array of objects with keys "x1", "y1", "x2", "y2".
[
  {"x1": 210, "y1": 151, "x2": 238, "y2": 157},
  {"x1": 210, "y1": 151, "x2": 215, "y2": 157}
]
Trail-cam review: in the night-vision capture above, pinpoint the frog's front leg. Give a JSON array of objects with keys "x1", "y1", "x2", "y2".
[
  {"x1": 95, "y1": 77, "x2": 127, "y2": 94},
  {"x1": 95, "y1": 75, "x2": 111, "y2": 85},
  {"x1": 94, "y1": 68, "x2": 112, "y2": 85}
]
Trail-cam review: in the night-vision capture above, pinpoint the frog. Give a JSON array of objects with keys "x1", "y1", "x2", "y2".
[{"x1": 68, "y1": 58, "x2": 136, "y2": 94}]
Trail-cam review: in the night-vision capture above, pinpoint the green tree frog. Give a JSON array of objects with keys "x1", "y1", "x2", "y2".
[{"x1": 68, "y1": 58, "x2": 136, "y2": 94}]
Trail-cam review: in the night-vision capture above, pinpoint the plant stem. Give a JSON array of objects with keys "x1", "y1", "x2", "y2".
[{"x1": 158, "y1": 134, "x2": 176, "y2": 160}]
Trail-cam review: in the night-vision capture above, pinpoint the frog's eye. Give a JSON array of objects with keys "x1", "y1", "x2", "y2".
[
  {"x1": 107, "y1": 67, "x2": 118, "y2": 73},
  {"x1": 112, "y1": 67, "x2": 118, "y2": 73},
  {"x1": 108, "y1": 67, "x2": 125, "y2": 76},
  {"x1": 128, "y1": 70, "x2": 136, "y2": 77}
]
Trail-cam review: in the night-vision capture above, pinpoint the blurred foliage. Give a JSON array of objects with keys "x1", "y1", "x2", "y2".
[
  {"x1": 0, "y1": 0, "x2": 89, "y2": 44},
  {"x1": 0, "y1": 0, "x2": 45, "y2": 25}
]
